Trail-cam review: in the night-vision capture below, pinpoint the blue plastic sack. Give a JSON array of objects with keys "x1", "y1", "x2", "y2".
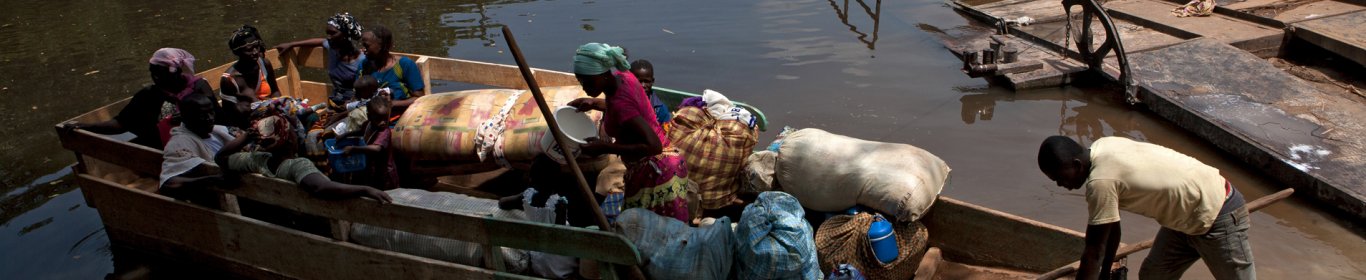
[
  {"x1": 735, "y1": 191, "x2": 821, "y2": 279},
  {"x1": 614, "y1": 208, "x2": 735, "y2": 280}
]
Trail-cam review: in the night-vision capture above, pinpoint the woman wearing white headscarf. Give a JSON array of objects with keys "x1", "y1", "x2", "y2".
[{"x1": 62, "y1": 48, "x2": 217, "y2": 149}]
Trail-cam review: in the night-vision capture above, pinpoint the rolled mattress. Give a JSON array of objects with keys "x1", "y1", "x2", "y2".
[{"x1": 391, "y1": 86, "x2": 601, "y2": 164}]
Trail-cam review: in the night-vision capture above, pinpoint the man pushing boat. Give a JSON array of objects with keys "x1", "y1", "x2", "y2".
[{"x1": 1036, "y1": 136, "x2": 1254, "y2": 280}]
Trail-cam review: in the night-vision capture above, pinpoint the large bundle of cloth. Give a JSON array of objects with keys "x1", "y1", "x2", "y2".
[
  {"x1": 734, "y1": 191, "x2": 821, "y2": 279},
  {"x1": 613, "y1": 208, "x2": 736, "y2": 280},
  {"x1": 814, "y1": 213, "x2": 930, "y2": 279},
  {"x1": 776, "y1": 128, "x2": 950, "y2": 222},
  {"x1": 667, "y1": 90, "x2": 759, "y2": 209},
  {"x1": 390, "y1": 86, "x2": 599, "y2": 167}
]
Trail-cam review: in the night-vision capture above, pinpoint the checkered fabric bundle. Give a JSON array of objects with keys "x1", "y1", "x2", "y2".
[
  {"x1": 734, "y1": 192, "x2": 821, "y2": 279},
  {"x1": 667, "y1": 106, "x2": 759, "y2": 209}
]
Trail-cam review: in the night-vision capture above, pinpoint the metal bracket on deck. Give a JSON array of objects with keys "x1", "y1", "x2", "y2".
[
  {"x1": 962, "y1": 34, "x2": 1040, "y2": 78},
  {"x1": 1063, "y1": 0, "x2": 1139, "y2": 104}
]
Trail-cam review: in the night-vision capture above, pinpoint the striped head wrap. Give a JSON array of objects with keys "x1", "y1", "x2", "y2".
[
  {"x1": 228, "y1": 24, "x2": 263, "y2": 52},
  {"x1": 327, "y1": 13, "x2": 364, "y2": 40}
]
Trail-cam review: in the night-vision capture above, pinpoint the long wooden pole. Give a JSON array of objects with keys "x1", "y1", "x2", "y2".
[
  {"x1": 1036, "y1": 188, "x2": 1295, "y2": 280},
  {"x1": 501, "y1": 26, "x2": 645, "y2": 279},
  {"x1": 499, "y1": 26, "x2": 611, "y2": 233}
]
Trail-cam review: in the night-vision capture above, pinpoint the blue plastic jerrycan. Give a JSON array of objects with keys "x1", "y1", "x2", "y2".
[{"x1": 867, "y1": 213, "x2": 899, "y2": 264}]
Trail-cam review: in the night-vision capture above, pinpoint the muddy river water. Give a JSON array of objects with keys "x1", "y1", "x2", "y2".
[{"x1": 0, "y1": 0, "x2": 1361, "y2": 279}]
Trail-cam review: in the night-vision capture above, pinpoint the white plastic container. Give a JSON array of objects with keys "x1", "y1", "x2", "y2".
[{"x1": 541, "y1": 106, "x2": 599, "y2": 164}]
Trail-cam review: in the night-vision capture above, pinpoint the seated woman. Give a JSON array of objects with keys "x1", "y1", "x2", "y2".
[
  {"x1": 360, "y1": 25, "x2": 425, "y2": 118},
  {"x1": 567, "y1": 43, "x2": 690, "y2": 222},
  {"x1": 274, "y1": 13, "x2": 367, "y2": 110},
  {"x1": 220, "y1": 25, "x2": 282, "y2": 129},
  {"x1": 62, "y1": 48, "x2": 215, "y2": 149}
]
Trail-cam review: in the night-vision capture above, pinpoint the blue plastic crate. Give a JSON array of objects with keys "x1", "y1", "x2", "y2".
[{"x1": 325, "y1": 138, "x2": 367, "y2": 173}]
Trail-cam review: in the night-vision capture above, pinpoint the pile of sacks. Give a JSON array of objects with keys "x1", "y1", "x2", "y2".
[
  {"x1": 740, "y1": 127, "x2": 951, "y2": 278},
  {"x1": 616, "y1": 191, "x2": 820, "y2": 280},
  {"x1": 620, "y1": 127, "x2": 951, "y2": 279}
]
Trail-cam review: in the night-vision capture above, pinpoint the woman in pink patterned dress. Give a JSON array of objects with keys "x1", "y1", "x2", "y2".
[{"x1": 566, "y1": 42, "x2": 690, "y2": 222}]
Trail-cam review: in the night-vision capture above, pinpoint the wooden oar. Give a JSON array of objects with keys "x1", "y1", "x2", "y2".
[
  {"x1": 501, "y1": 25, "x2": 646, "y2": 280},
  {"x1": 1036, "y1": 188, "x2": 1295, "y2": 280}
]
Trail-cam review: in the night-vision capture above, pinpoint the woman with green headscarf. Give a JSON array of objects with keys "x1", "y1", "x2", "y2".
[{"x1": 567, "y1": 43, "x2": 690, "y2": 222}]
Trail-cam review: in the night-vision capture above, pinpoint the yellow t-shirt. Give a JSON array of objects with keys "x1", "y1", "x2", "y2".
[{"x1": 1084, "y1": 137, "x2": 1226, "y2": 235}]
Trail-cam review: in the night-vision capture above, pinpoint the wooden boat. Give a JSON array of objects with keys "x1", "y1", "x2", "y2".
[{"x1": 57, "y1": 47, "x2": 1102, "y2": 279}]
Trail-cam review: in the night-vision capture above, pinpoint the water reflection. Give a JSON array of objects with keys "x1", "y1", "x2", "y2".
[
  {"x1": 827, "y1": 0, "x2": 881, "y2": 50},
  {"x1": 958, "y1": 86, "x2": 1149, "y2": 143}
]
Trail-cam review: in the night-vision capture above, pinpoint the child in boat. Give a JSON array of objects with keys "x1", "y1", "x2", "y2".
[
  {"x1": 629, "y1": 59, "x2": 672, "y2": 125},
  {"x1": 339, "y1": 94, "x2": 399, "y2": 190},
  {"x1": 361, "y1": 25, "x2": 425, "y2": 118},
  {"x1": 159, "y1": 92, "x2": 232, "y2": 202},
  {"x1": 215, "y1": 113, "x2": 391, "y2": 203},
  {"x1": 305, "y1": 76, "x2": 383, "y2": 158}
]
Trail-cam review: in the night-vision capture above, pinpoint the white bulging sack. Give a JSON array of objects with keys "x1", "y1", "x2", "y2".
[{"x1": 775, "y1": 128, "x2": 950, "y2": 222}]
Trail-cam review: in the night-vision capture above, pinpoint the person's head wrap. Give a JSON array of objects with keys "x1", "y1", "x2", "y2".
[
  {"x1": 327, "y1": 13, "x2": 364, "y2": 40},
  {"x1": 228, "y1": 25, "x2": 263, "y2": 52},
  {"x1": 573, "y1": 43, "x2": 629, "y2": 75},
  {"x1": 148, "y1": 48, "x2": 197, "y2": 74}
]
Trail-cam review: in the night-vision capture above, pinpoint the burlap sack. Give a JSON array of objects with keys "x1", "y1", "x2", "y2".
[
  {"x1": 742, "y1": 150, "x2": 778, "y2": 194},
  {"x1": 814, "y1": 213, "x2": 930, "y2": 280}
]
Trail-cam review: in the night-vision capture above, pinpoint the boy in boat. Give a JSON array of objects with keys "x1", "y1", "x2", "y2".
[
  {"x1": 338, "y1": 94, "x2": 399, "y2": 190},
  {"x1": 215, "y1": 112, "x2": 391, "y2": 203},
  {"x1": 158, "y1": 92, "x2": 233, "y2": 200},
  {"x1": 629, "y1": 59, "x2": 672, "y2": 125},
  {"x1": 306, "y1": 76, "x2": 382, "y2": 158},
  {"x1": 1036, "y1": 136, "x2": 1253, "y2": 280}
]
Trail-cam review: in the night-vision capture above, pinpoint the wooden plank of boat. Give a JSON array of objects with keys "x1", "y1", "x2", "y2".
[
  {"x1": 923, "y1": 196, "x2": 1091, "y2": 273},
  {"x1": 77, "y1": 174, "x2": 537, "y2": 280}
]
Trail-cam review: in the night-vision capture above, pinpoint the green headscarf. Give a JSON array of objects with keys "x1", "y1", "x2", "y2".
[{"x1": 573, "y1": 43, "x2": 629, "y2": 75}]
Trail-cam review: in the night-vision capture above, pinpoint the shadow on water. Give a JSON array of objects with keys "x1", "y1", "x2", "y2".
[{"x1": 827, "y1": 0, "x2": 881, "y2": 50}]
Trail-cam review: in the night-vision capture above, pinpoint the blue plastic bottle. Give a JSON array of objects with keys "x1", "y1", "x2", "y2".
[{"x1": 867, "y1": 214, "x2": 899, "y2": 264}]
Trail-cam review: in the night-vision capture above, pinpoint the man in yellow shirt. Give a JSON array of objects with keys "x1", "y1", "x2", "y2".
[{"x1": 1037, "y1": 136, "x2": 1253, "y2": 280}]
